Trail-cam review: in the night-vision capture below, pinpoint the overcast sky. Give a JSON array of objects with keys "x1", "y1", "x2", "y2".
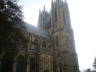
[{"x1": 19, "y1": 0, "x2": 96, "y2": 71}]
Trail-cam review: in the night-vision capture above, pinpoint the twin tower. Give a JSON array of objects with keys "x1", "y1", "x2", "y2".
[{"x1": 38, "y1": 0, "x2": 79, "y2": 72}]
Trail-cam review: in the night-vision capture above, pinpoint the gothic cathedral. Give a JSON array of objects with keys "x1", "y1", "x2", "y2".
[{"x1": 0, "y1": 0, "x2": 79, "y2": 72}]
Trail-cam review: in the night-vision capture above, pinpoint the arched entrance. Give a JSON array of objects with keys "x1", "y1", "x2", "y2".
[
  {"x1": 30, "y1": 57, "x2": 36, "y2": 72},
  {"x1": 57, "y1": 64, "x2": 62, "y2": 72},
  {"x1": 0, "y1": 54, "x2": 13, "y2": 72},
  {"x1": 44, "y1": 70, "x2": 49, "y2": 72},
  {"x1": 16, "y1": 55, "x2": 24, "y2": 72}
]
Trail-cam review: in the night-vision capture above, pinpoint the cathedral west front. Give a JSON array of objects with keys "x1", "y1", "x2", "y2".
[{"x1": 0, "y1": 0, "x2": 79, "y2": 72}]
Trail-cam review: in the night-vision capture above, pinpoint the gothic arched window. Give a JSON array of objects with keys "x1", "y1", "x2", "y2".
[
  {"x1": 55, "y1": 35, "x2": 59, "y2": 46},
  {"x1": 32, "y1": 39, "x2": 39, "y2": 54},
  {"x1": 16, "y1": 55, "x2": 24, "y2": 72},
  {"x1": 42, "y1": 40, "x2": 46, "y2": 48},
  {"x1": 55, "y1": 9, "x2": 57, "y2": 22}
]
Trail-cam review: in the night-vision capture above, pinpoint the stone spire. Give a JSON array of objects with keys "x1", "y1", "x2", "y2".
[
  {"x1": 43, "y1": 5, "x2": 45, "y2": 12},
  {"x1": 64, "y1": 0, "x2": 67, "y2": 3},
  {"x1": 52, "y1": 0, "x2": 54, "y2": 3},
  {"x1": 56, "y1": 0, "x2": 62, "y2": 2},
  {"x1": 51, "y1": 0, "x2": 54, "y2": 8}
]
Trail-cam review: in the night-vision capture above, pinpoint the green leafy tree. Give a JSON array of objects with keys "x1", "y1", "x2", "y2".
[
  {"x1": 0, "y1": 1, "x2": 27, "y2": 71},
  {"x1": 0, "y1": 0, "x2": 25, "y2": 56}
]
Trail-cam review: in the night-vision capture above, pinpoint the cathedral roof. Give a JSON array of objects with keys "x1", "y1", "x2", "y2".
[{"x1": 24, "y1": 22, "x2": 49, "y2": 39}]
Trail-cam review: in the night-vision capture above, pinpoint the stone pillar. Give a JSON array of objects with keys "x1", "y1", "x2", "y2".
[
  {"x1": 27, "y1": 58, "x2": 30, "y2": 72},
  {"x1": 27, "y1": 63, "x2": 30, "y2": 72},
  {"x1": 13, "y1": 60, "x2": 17, "y2": 72}
]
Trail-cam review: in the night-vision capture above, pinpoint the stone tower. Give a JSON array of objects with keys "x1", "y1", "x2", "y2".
[
  {"x1": 38, "y1": 6, "x2": 51, "y2": 32},
  {"x1": 51, "y1": 0, "x2": 79, "y2": 72},
  {"x1": 38, "y1": 0, "x2": 79, "y2": 72}
]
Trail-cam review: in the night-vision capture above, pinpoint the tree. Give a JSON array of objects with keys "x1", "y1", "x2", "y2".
[
  {"x1": 0, "y1": 0, "x2": 25, "y2": 56},
  {"x1": 0, "y1": 1, "x2": 27, "y2": 72},
  {"x1": 93, "y1": 57, "x2": 96, "y2": 70}
]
